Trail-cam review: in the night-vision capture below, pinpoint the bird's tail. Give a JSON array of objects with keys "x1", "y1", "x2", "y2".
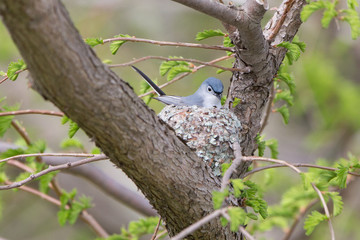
[{"x1": 131, "y1": 66, "x2": 166, "y2": 96}]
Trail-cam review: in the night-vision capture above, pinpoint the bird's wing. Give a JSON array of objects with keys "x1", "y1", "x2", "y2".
[
  {"x1": 155, "y1": 96, "x2": 185, "y2": 106},
  {"x1": 131, "y1": 66, "x2": 166, "y2": 96}
]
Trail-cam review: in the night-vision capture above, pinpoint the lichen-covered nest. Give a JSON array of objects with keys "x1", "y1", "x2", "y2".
[{"x1": 158, "y1": 105, "x2": 242, "y2": 176}]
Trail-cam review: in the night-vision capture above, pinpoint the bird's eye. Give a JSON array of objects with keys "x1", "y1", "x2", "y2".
[{"x1": 207, "y1": 86, "x2": 212, "y2": 92}]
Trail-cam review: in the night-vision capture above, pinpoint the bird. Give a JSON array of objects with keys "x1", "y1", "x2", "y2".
[{"x1": 132, "y1": 65, "x2": 224, "y2": 108}]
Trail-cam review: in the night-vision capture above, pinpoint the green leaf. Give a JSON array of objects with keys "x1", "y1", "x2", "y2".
[
  {"x1": 0, "y1": 172, "x2": 8, "y2": 183},
  {"x1": 195, "y1": 29, "x2": 225, "y2": 41},
  {"x1": 265, "y1": 139, "x2": 278, "y2": 159},
  {"x1": 246, "y1": 212, "x2": 258, "y2": 220},
  {"x1": 220, "y1": 216, "x2": 228, "y2": 227},
  {"x1": 216, "y1": 69, "x2": 226, "y2": 74},
  {"x1": 301, "y1": 1, "x2": 326, "y2": 22},
  {"x1": 0, "y1": 71, "x2": 6, "y2": 76},
  {"x1": 58, "y1": 208, "x2": 70, "y2": 226},
  {"x1": 110, "y1": 34, "x2": 131, "y2": 55},
  {"x1": 334, "y1": 164, "x2": 349, "y2": 188},
  {"x1": 167, "y1": 65, "x2": 192, "y2": 81},
  {"x1": 276, "y1": 72, "x2": 296, "y2": 95},
  {"x1": 304, "y1": 211, "x2": 327, "y2": 235},
  {"x1": 274, "y1": 90, "x2": 294, "y2": 106},
  {"x1": 68, "y1": 120, "x2": 80, "y2": 138},
  {"x1": 275, "y1": 105, "x2": 290, "y2": 124},
  {"x1": 159, "y1": 58, "x2": 190, "y2": 79},
  {"x1": 61, "y1": 138, "x2": 84, "y2": 150},
  {"x1": 85, "y1": 37, "x2": 103, "y2": 47},
  {"x1": 61, "y1": 115, "x2": 69, "y2": 125},
  {"x1": 300, "y1": 172, "x2": 312, "y2": 190},
  {"x1": 221, "y1": 163, "x2": 231, "y2": 176},
  {"x1": 277, "y1": 42, "x2": 301, "y2": 65},
  {"x1": 38, "y1": 171, "x2": 59, "y2": 194},
  {"x1": 0, "y1": 115, "x2": 14, "y2": 137},
  {"x1": 221, "y1": 95, "x2": 227, "y2": 106},
  {"x1": 7, "y1": 59, "x2": 26, "y2": 81},
  {"x1": 231, "y1": 179, "x2": 245, "y2": 198},
  {"x1": 328, "y1": 192, "x2": 343, "y2": 216},
  {"x1": 321, "y1": 1, "x2": 338, "y2": 28},
  {"x1": 26, "y1": 140, "x2": 47, "y2": 154},
  {"x1": 232, "y1": 97, "x2": 241, "y2": 108},
  {"x1": 68, "y1": 202, "x2": 83, "y2": 225},
  {"x1": 292, "y1": 36, "x2": 306, "y2": 52},
  {"x1": 223, "y1": 36, "x2": 234, "y2": 48},
  {"x1": 343, "y1": 9, "x2": 360, "y2": 39},
  {"x1": 212, "y1": 189, "x2": 229, "y2": 209},
  {"x1": 0, "y1": 148, "x2": 25, "y2": 160},
  {"x1": 256, "y1": 134, "x2": 266, "y2": 157},
  {"x1": 227, "y1": 207, "x2": 246, "y2": 232},
  {"x1": 91, "y1": 147, "x2": 101, "y2": 154},
  {"x1": 15, "y1": 172, "x2": 31, "y2": 182}
]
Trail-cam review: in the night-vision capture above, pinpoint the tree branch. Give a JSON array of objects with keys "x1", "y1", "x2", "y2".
[
  {"x1": 0, "y1": 109, "x2": 63, "y2": 117},
  {"x1": 103, "y1": 36, "x2": 234, "y2": 52},
  {"x1": 0, "y1": 155, "x2": 108, "y2": 190}
]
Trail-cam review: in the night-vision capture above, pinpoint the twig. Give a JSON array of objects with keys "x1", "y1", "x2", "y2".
[
  {"x1": 243, "y1": 162, "x2": 360, "y2": 178},
  {"x1": 259, "y1": 83, "x2": 275, "y2": 134},
  {"x1": 10, "y1": 119, "x2": 31, "y2": 145},
  {"x1": 239, "y1": 226, "x2": 256, "y2": 240},
  {"x1": 138, "y1": 55, "x2": 236, "y2": 98},
  {"x1": 312, "y1": 183, "x2": 335, "y2": 240},
  {"x1": 0, "y1": 153, "x2": 98, "y2": 163},
  {"x1": 7, "y1": 159, "x2": 34, "y2": 172},
  {"x1": 0, "y1": 69, "x2": 27, "y2": 84},
  {"x1": 0, "y1": 109, "x2": 64, "y2": 117},
  {"x1": 282, "y1": 199, "x2": 318, "y2": 240},
  {"x1": 242, "y1": 156, "x2": 301, "y2": 174},
  {"x1": 171, "y1": 208, "x2": 225, "y2": 240},
  {"x1": 221, "y1": 142, "x2": 243, "y2": 191},
  {"x1": 103, "y1": 36, "x2": 234, "y2": 52},
  {"x1": 154, "y1": 230, "x2": 168, "y2": 240},
  {"x1": 5, "y1": 180, "x2": 109, "y2": 238},
  {"x1": 150, "y1": 217, "x2": 162, "y2": 240},
  {"x1": 109, "y1": 56, "x2": 245, "y2": 72},
  {"x1": 0, "y1": 154, "x2": 108, "y2": 190}
]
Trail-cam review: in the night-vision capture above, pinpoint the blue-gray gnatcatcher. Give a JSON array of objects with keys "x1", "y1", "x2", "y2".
[{"x1": 132, "y1": 66, "x2": 224, "y2": 108}]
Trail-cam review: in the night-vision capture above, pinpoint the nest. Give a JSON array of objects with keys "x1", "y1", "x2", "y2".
[{"x1": 158, "y1": 105, "x2": 242, "y2": 176}]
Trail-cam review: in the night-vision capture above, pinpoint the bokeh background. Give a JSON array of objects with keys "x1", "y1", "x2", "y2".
[{"x1": 0, "y1": 0, "x2": 359, "y2": 239}]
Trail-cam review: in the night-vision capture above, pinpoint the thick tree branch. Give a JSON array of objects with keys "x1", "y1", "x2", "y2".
[{"x1": 0, "y1": 0, "x2": 234, "y2": 238}]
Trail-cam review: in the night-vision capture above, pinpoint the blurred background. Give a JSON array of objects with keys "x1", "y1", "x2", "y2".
[{"x1": 0, "y1": 0, "x2": 359, "y2": 239}]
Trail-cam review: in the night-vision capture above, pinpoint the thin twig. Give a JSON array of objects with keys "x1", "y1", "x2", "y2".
[
  {"x1": 242, "y1": 156, "x2": 301, "y2": 174},
  {"x1": 312, "y1": 183, "x2": 335, "y2": 240},
  {"x1": 154, "y1": 230, "x2": 168, "y2": 240},
  {"x1": 10, "y1": 120, "x2": 31, "y2": 145},
  {"x1": 221, "y1": 142, "x2": 243, "y2": 191},
  {"x1": 109, "y1": 56, "x2": 245, "y2": 72},
  {"x1": 138, "y1": 55, "x2": 236, "y2": 98},
  {"x1": 0, "y1": 69, "x2": 27, "y2": 84},
  {"x1": 0, "y1": 154, "x2": 108, "y2": 190},
  {"x1": 171, "y1": 208, "x2": 225, "y2": 240},
  {"x1": 239, "y1": 226, "x2": 256, "y2": 240},
  {"x1": 0, "y1": 109, "x2": 64, "y2": 117},
  {"x1": 259, "y1": 83, "x2": 275, "y2": 134},
  {"x1": 103, "y1": 36, "x2": 234, "y2": 52},
  {"x1": 282, "y1": 199, "x2": 318, "y2": 240},
  {"x1": 243, "y1": 162, "x2": 360, "y2": 178},
  {"x1": 150, "y1": 217, "x2": 162, "y2": 240},
  {"x1": 0, "y1": 153, "x2": 98, "y2": 163}
]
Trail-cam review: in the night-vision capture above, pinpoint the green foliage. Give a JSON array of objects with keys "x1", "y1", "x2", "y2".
[
  {"x1": 275, "y1": 105, "x2": 290, "y2": 124},
  {"x1": 139, "y1": 79, "x2": 155, "y2": 105},
  {"x1": 328, "y1": 192, "x2": 343, "y2": 216},
  {"x1": 159, "y1": 57, "x2": 192, "y2": 81},
  {"x1": 97, "y1": 217, "x2": 164, "y2": 240},
  {"x1": 58, "y1": 189, "x2": 92, "y2": 226},
  {"x1": 256, "y1": 134, "x2": 279, "y2": 159},
  {"x1": 304, "y1": 211, "x2": 327, "y2": 235},
  {"x1": 274, "y1": 90, "x2": 294, "y2": 106},
  {"x1": 85, "y1": 37, "x2": 104, "y2": 47},
  {"x1": 38, "y1": 171, "x2": 59, "y2": 194},
  {"x1": 110, "y1": 34, "x2": 132, "y2": 55},
  {"x1": 61, "y1": 138, "x2": 84, "y2": 150},
  {"x1": 61, "y1": 116, "x2": 80, "y2": 138},
  {"x1": 0, "y1": 102, "x2": 20, "y2": 137},
  {"x1": 195, "y1": 29, "x2": 225, "y2": 41},
  {"x1": 343, "y1": 8, "x2": 360, "y2": 39},
  {"x1": 277, "y1": 41, "x2": 304, "y2": 65},
  {"x1": 7, "y1": 59, "x2": 26, "y2": 81},
  {"x1": 91, "y1": 147, "x2": 101, "y2": 154},
  {"x1": 212, "y1": 188, "x2": 229, "y2": 209},
  {"x1": 0, "y1": 171, "x2": 8, "y2": 183},
  {"x1": 221, "y1": 162, "x2": 231, "y2": 176},
  {"x1": 228, "y1": 207, "x2": 247, "y2": 231},
  {"x1": 231, "y1": 179, "x2": 245, "y2": 198}
]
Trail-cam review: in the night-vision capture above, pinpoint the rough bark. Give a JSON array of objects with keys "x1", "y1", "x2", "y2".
[
  {"x1": 0, "y1": 0, "x2": 306, "y2": 238},
  {"x1": 0, "y1": 0, "x2": 240, "y2": 238}
]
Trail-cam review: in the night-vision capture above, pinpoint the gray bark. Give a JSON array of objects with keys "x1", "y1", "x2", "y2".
[{"x1": 0, "y1": 0, "x2": 306, "y2": 238}]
